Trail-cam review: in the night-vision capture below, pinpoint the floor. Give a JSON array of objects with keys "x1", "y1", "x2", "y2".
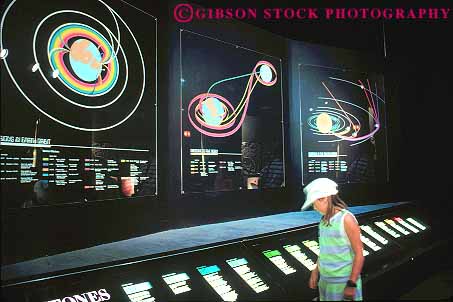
[{"x1": 400, "y1": 268, "x2": 453, "y2": 300}]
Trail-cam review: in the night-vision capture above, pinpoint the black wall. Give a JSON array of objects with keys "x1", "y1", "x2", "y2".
[{"x1": 2, "y1": 0, "x2": 452, "y2": 265}]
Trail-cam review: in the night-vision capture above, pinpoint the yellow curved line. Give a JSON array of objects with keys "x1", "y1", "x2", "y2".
[
  {"x1": 322, "y1": 82, "x2": 354, "y2": 127},
  {"x1": 195, "y1": 102, "x2": 231, "y2": 123},
  {"x1": 223, "y1": 77, "x2": 259, "y2": 123},
  {"x1": 196, "y1": 73, "x2": 260, "y2": 126}
]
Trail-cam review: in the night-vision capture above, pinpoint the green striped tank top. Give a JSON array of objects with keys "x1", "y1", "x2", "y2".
[{"x1": 319, "y1": 209, "x2": 357, "y2": 278}]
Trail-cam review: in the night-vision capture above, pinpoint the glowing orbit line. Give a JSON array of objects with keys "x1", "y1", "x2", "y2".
[
  {"x1": 329, "y1": 76, "x2": 385, "y2": 104},
  {"x1": 307, "y1": 77, "x2": 382, "y2": 146},
  {"x1": 188, "y1": 60, "x2": 277, "y2": 138}
]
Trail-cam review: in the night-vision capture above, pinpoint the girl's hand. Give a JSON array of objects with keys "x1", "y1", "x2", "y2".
[
  {"x1": 308, "y1": 269, "x2": 319, "y2": 289},
  {"x1": 343, "y1": 286, "x2": 356, "y2": 300}
]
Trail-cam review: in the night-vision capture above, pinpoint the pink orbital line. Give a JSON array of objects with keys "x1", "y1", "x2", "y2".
[
  {"x1": 367, "y1": 78, "x2": 379, "y2": 120},
  {"x1": 188, "y1": 61, "x2": 276, "y2": 137},
  {"x1": 216, "y1": 70, "x2": 255, "y2": 132},
  {"x1": 253, "y1": 60, "x2": 277, "y2": 86},
  {"x1": 65, "y1": 30, "x2": 105, "y2": 43},
  {"x1": 56, "y1": 52, "x2": 93, "y2": 88},
  {"x1": 63, "y1": 31, "x2": 110, "y2": 64},
  {"x1": 211, "y1": 100, "x2": 250, "y2": 137},
  {"x1": 335, "y1": 123, "x2": 380, "y2": 142},
  {"x1": 191, "y1": 93, "x2": 234, "y2": 120},
  {"x1": 199, "y1": 103, "x2": 228, "y2": 123},
  {"x1": 367, "y1": 80, "x2": 378, "y2": 120},
  {"x1": 211, "y1": 71, "x2": 259, "y2": 137},
  {"x1": 57, "y1": 61, "x2": 95, "y2": 88},
  {"x1": 53, "y1": 40, "x2": 66, "y2": 49},
  {"x1": 188, "y1": 93, "x2": 236, "y2": 137},
  {"x1": 56, "y1": 47, "x2": 111, "y2": 89},
  {"x1": 358, "y1": 79, "x2": 373, "y2": 114},
  {"x1": 358, "y1": 79, "x2": 378, "y2": 120},
  {"x1": 194, "y1": 102, "x2": 235, "y2": 130},
  {"x1": 196, "y1": 116, "x2": 235, "y2": 131},
  {"x1": 188, "y1": 87, "x2": 252, "y2": 138},
  {"x1": 64, "y1": 33, "x2": 102, "y2": 47}
]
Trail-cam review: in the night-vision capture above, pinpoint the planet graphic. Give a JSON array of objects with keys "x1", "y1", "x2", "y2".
[
  {"x1": 259, "y1": 64, "x2": 273, "y2": 83},
  {"x1": 201, "y1": 97, "x2": 226, "y2": 126},
  {"x1": 316, "y1": 112, "x2": 333, "y2": 133},
  {"x1": 69, "y1": 39, "x2": 102, "y2": 82}
]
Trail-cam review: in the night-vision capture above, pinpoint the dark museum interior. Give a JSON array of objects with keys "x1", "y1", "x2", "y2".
[{"x1": 1, "y1": 0, "x2": 452, "y2": 301}]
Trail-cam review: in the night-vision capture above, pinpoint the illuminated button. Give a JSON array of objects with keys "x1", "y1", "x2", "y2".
[
  {"x1": 121, "y1": 281, "x2": 156, "y2": 302},
  {"x1": 302, "y1": 240, "x2": 320, "y2": 256},
  {"x1": 263, "y1": 250, "x2": 296, "y2": 275},
  {"x1": 360, "y1": 225, "x2": 389, "y2": 244},
  {"x1": 394, "y1": 217, "x2": 419, "y2": 233},
  {"x1": 360, "y1": 234, "x2": 381, "y2": 251},
  {"x1": 197, "y1": 265, "x2": 238, "y2": 301},
  {"x1": 406, "y1": 218, "x2": 427, "y2": 230},
  {"x1": 385, "y1": 219, "x2": 410, "y2": 235},
  {"x1": 226, "y1": 258, "x2": 269, "y2": 293},
  {"x1": 374, "y1": 221, "x2": 400, "y2": 238},
  {"x1": 162, "y1": 272, "x2": 192, "y2": 295},
  {"x1": 284, "y1": 244, "x2": 317, "y2": 271}
]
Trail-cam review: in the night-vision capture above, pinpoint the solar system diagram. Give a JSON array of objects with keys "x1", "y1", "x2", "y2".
[
  {"x1": 0, "y1": 0, "x2": 157, "y2": 206},
  {"x1": 181, "y1": 30, "x2": 283, "y2": 193},
  {"x1": 300, "y1": 65, "x2": 388, "y2": 184}
]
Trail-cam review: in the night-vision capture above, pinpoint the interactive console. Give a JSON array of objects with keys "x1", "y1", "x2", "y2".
[{"x1": 1, "y1": 205, "x2": 434, "y2": 302}]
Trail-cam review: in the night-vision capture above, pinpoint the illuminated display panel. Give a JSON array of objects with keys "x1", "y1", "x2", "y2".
[
  {"x1": 226, "y1": 257, "x2": 270, "y2": 293},
  {"x1": 0, "y1": 0, "x2": 157, "y2": 208},
  {"x1": 393, "y1": 217, "x2": 420, "y2": 233},
  {"x1": 180, "y1": 30, "x2": 284, "y2": 193},
  {"x1": 384, "y1": 218, "x2": 410, "y2": 235},
  {"x1": 302, "y1": 239, "x2": 320, "y2": 256},
  {"x1": 121, "y1": 281, "x2": 156, "y2": 302},
  {"x1": 406, "y1": 217, "x2": 427, "y2": 230},
  {"x1": 283, "y1": 244, "x2": 317, "y2": 271},
  {"x1": 262, "y1": 249, "x2": 297, "y2": 275},
  {"x1": 162, "y1": 272, "x2": 192, "y2": 295},
  {"x1": 196, "y1": 264, "x2": 238, "y2": 301},
  {"x1": 299, "y1": 65, "x2": 388, "y2": 185},
  {"x1": 360, "y1": 225, "x2": 389, "y2": 245},
  {"x1": 374, "y1": 221, "x2": 401, "y2": 238},
  {"x1": 360, "y1": 234, "x2": 381, "y2": 252}
]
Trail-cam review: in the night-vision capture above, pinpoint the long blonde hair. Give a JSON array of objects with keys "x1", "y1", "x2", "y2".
[{"x1": 321, "y1": 194, "x2": 348, "y2": 226}]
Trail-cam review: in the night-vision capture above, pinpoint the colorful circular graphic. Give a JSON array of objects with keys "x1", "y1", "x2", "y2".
[
  {"x1": 258, "y1": 64, "x2": 273, "y2": 84},
  {"x1": 48, "y1": 23, "x2": 119, "y2": 96},
  {"x1": 0, "y1": 0, "x2": 151, "y2": 131},
  {"x1": 200, "y1": 97, "x2": 227, "y2": 126},
  {"x1": 307, "y1": 109, "x2": 348, "y2": 134},
  {"x1": 316, "y1": 112, "x2": 333, "y2": 133}
]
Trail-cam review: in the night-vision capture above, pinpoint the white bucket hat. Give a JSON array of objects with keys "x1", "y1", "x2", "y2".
[{"x1": 301, "y1": 178, "x2": 338, "y2": 210}]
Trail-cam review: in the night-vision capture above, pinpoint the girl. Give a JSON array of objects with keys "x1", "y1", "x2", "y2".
[{"x1": 301, "y1": 178, "x2": 364, "y2": 301}]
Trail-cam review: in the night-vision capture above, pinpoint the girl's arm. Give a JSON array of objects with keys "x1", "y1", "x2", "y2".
[
  {"x1": 308, "y1": 258, "x2": 319, "y2": 289},
  {"x1": 344, "y1": 213, "x2": 364, "y2": 282}
]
